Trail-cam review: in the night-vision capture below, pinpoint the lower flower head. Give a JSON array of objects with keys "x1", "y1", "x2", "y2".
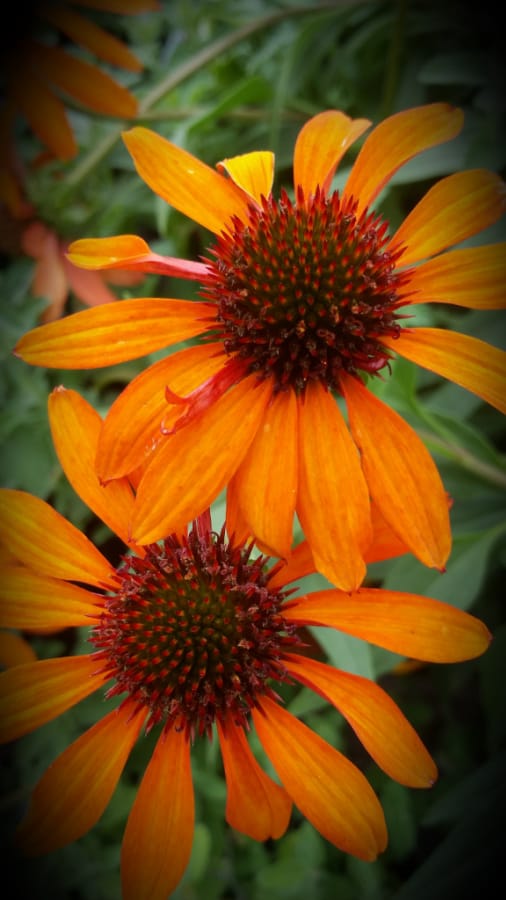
[
  {"x1": 0, "y1": 387, "x2": 492, "y2": 900},
  {"x1": 93, "y1": 525, "x2": 300, "y2": 738}
]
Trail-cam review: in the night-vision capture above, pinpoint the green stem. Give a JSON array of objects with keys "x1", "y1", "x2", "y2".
[
  {"x1": 380, "y1": 0, "x2": 406, "y2": 118},
  {"x1": 137, "y1": 106, "x2": 305, "y2": 123},
  {"x1": 63, "y1": 1, "x2": 354, "y2": 193},
  {"x1": 418, "y1": 428, "x2": 506, "y2": 490}
]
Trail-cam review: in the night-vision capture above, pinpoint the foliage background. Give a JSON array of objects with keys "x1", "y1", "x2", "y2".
[{"x1": 1, "y1": 1, "x2": 505, "y2": 897}]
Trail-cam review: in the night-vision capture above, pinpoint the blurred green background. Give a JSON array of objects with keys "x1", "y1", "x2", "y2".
[{"x1": 1, "y1": 1, "x2": 505, "y2": 897}]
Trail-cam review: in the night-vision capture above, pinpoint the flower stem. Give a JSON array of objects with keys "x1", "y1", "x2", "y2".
[
  {"x1": 418, "y1": 428, "x2": 506, "y2": 490},
  {"x1": 380, "y1": 0, "x2": 406, "y2": 118}
]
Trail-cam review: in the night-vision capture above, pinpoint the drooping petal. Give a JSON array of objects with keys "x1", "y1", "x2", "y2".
[
  {"x1": 284, "y1": 588, "x2": 492, "y2": 662},
  {"x1": 67, "y1": 235, "x2": 209, "y2": 280},
  {"x1": 0, "y1": 489, "x2": 115, "y2": 588},
  {"x1": 384, "y1": 328, "x2": 506, "y2": 415},
  {"x1": 225, "y1": 474, "x2": 254, "y2": 548},
  {"x1": 121, "y1": 728, "x2": 194, "y2": 900},
  {"x1": 341, "y1": 374, "x2": 451, "y2": 570},
  {"x1": 122, "y1": 127, "x2": 249, "y2": 234},
  {"x1": 41, "y1": 4, "x2": 143, "y2": 71},
  {"x1": 23, "y1": 223, "x2": 68, "y2": 321},
  {"x1": 8, "y1": 65, "x2": 76, "y2": 159},
  {"x1": 48, "y1": 387, "x2": 137, "y2": 549},
  {"x1": 293, "y1": 110, "x2": 371, "y2": 200},
  {"x1": 285, "y1": 654, "x2": 437, "y2": 788},
  {"x1": 217, "y1": 151, "x2": 275, "y2": 203},
  {"x1": 297, "y1": 383, "x2": 372, "y2": 591},
  {"x1": 24, "y1": 41, "x2": 138, "y2": 117},
  {"x1": 252, "y1": 697, "x2": 387, "y2": 861},
  {"x1": 0, "y1": 655, "x2": 107, "y2": 744},
  {"x1": 0, "y1": 632, "x2": 37, "y2": 668},
  {"x1": 269, "y1": 502, "x2": 413, "y2": 591},
  {"x1": 217, "y1": 718, "x2": 292, "y2": 840},
  {"x1": 15, "y1": 297, "x2": 210, "y2": 368},
  {"x1": 63, "y1": 259, "x2": 120, "y2": 308},
  {"x1": 0, "y1": 567, "x2": 102, "y2": 631},
  {"x1": 232, "y1": 388, "x2": 298, "y2": 559},
  {"x1": 365, "y1": 501, "x2": 414, "y2": 562},
  {"x1": 390, "y1": 170, "x2": 506, "y2": 265},
  {"x1": 404, "y1": 244, "x2": 506, "y2": 309},
  {"x1": 16, "y1": 701, "x2": 144, "y2": 854},
  {"x1": 132, "y1": 376, "x2": 272, "y2": 543},
  {"x1": 344, "y1": 103, "x2": 464, "y2": 215},
  {"x1": 96, "y1": 343, "x2": 224, "y2": 481}
]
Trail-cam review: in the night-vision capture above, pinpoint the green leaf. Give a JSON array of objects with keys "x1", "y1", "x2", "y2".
[
  {"x1": 418, "y1": 52, "x2": 490, "y2": 86},
  {"x1": 383, "y1": 524, "x2": 506, "y2": 610}
]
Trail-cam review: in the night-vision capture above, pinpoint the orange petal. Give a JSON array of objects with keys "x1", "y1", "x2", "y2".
[
  {"x1": 284, "y1": 588, "x2": 492, "y2": 662},
  {"x1": 365, "y1": 502, "x2": 412, "y2": 563},
  {"x1": 68, "y1": 235, "x2": 149, "y2": 267},
  {"x1": 344, "y1": 103, "x2": 464, "y2": 215},
  {"x1": 0, "y1": 632, "x2": 37, "y2": 668},
  {"x1": 267, "y1": 540, "x2": 315, "y2": 589},
  {"x1": 132, "y1": 375, "x2": 272, "y2": 543},
  {"x1": 63, "y1": 260, "x2": 119, "y2": 307},
  {"x1": 403, "y1": 243, "x2": 506, "y2": 309},
  {"x1": 217, "y1": 718, "x2": 292, "y2": 840},
  {"x1": 15, "y1": 297, "x2": 209, "y2": 368},
  {"x1": 217, "y1": 151, "x2": 274, "y2": 203},
  {"x1": 225, "y1": 475, "x2": 254, "y2": 548},
  {"x1": 16, "y1": 701, "x2": 144, "y2": 854},
  {"x1": 67, "y1": 235, "x2": 209, "y2": 280},
  {"x1": 8, "y1": 67, "x2": 76, "y2": 159},
  {"x1": 293, "y1": 110, "x2": 371, "y2": 200},
  {"x1": 384, "y1": 328, "x2": 506, "y2": 415},
  {"x1": 341, "y1": 374, "x2": 451, "y2": 571},
  {"x1": 41, "y1": 4, "x2": 143, "y2": 72},
  {"x1": 0, "y1": 566, "x2": 102, "y2": 630},
  {"x1": 269, "y1": 503, "x2": 413, "y2": 590},
  {"x1": 27, "y1": 227, "x2": 67, "y2": 320},
  {"x1": 285, "y1": 654, "x2": 437, "y2": 788},
  {"x1": 48, "y1": 387, "x2": 137, "y2": 548},
  {"x1": 252, "y1": 696, "x2": 387, "y2": 861},
  {"x1": 0, "y1": 655, "x2": 107, "y2": 744},
  {"x1": 232, "y1": 388, "x2": 298, "y2": 559},
  {"x1": 390, "y1": 170, "x2": 506, "y2": 265},
  {"x1": 25, "y1": 40, "x2": 138, "y2": 117},
  {"x1": 0, "y1": 489, "x2": 114, "y2": 587},
  {"x1": 122, "y1": 127, "x2": 249, "y2": 234},
  {"x1": 0, "y1": 162, "x2": 30, "y2": 219},
  {"x1": 121, "y1": 728, "x2": 194, "y2": 900},
  {"x1": 21, "y1": 220, "x2": 50, "y2": 258},
  {"x1": 97, "y1": 343, "x2": 224, "y2": 481},
  {"x1": 297, "y1": 383, "x2": 371, "y2": 591}
]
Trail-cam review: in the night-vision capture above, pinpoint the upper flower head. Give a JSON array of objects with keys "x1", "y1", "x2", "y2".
[
  {"x1": 15, "y1": 104, "x2": 506, "y2": 590},
  {"x1": 0, "y1": 386, "x2": 491, "y2": 899}
]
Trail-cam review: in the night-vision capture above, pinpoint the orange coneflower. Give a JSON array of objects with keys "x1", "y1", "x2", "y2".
[
  {"x1": 0, "y1": 0, "x2": 158, "y2": 215},
  {"x1": 0, "y1": 385, "x2": 491, "y2": 900},
  {"x1": 22, "y1": 220, "x2": 144, "y2": 323},
  {"x1": 15, "y1": 104, "x2": 506, "y2": 590}
]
